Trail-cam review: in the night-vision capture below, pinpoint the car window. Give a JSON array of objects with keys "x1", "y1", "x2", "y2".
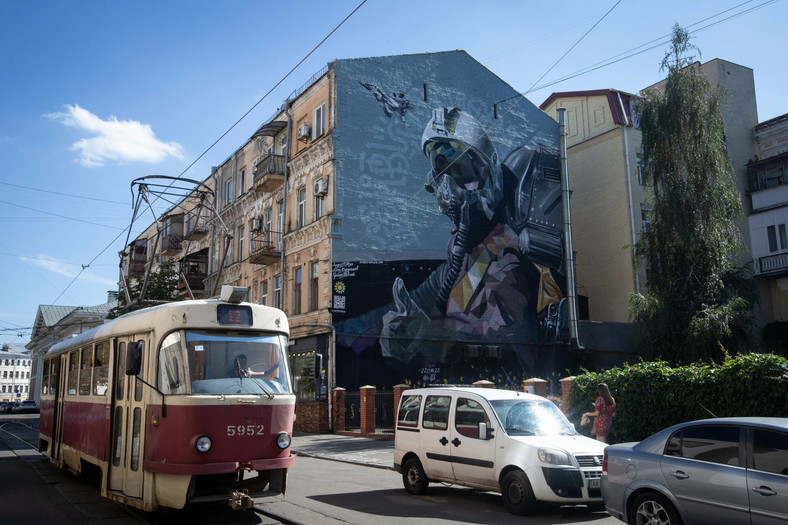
[
  {"x1": 455, "y1": 397, "x2": 491, "y2": 438},
  {"x1": 398, "y1": 394, "x2": 422, "y2": 428},
  {"x1": 665, "y1": 425, "x2": 740, "y2": 466},
  {"x1": 753, "y1": 429, "x2": 788, "y2": 476},
  {"x1": 422, "y1": 395, "x2": 451, "y2": 430}
]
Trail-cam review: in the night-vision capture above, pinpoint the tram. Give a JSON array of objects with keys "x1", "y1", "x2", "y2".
[{"x1": 38, "y1": 286, "x2": 295, "y2": 511}]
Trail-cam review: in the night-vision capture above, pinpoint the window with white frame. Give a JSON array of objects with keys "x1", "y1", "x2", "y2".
[
  {"x1": 637, "y1": 154, "x2": 645, "y2": 185},
  {"x1": 226, "y1": 178, "x2": 233, "y2": 206},
  {"x1": 297, "y1": 187, "x2": 307, "y2": 228},
  {"x1": 261, "y1": 280, "x2": 268, "y2": 306},
  {"x1": 767, "y1": 224, "x2": 788, "y2": 253},
  {"x1": 238, "y1": 226, "x2": 245, "y2": 261},
  {"x1": 314, "y1": 183, "x2": 324, "y2": 220},
  {"x1": 312, "y1": 104, "x2": 326, "y2": 140},
  {"x1": 278, "y1": 201, "x2": 284, "y2": 240},
  {"x1": 274, "y1": 275, "x2": 282, "y2": 309}
]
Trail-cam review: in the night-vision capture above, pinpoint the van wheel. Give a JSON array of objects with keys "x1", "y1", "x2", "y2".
[
  {"x1": 402, "y1": 457, "x2": 429, "y2": 495},
  {"x1": 501, "y1": 470, "x2": 536, "y2": 515},
  {"x1": 630, "y1": 492, "x2": 682, "y2": 525}
]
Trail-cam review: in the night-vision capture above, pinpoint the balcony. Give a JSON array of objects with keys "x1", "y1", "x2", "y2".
[
  {"x1": 757, "y1": 252, "x2": 788, "y2": 276},
  {"x1": 178, "y1": 272, "x2": 207, "y2": 297},
  {"x1": 252, "y1": 154, "x2": 286, "y2": 193},
  {"x1": 128, "y1": 260, "x2": 146, "y2": 277},
  {"x1": 161, "y1": 234, "x2": 183, "y2": 255},
  {"x1": 249, "y1": 230, "x2": 283, "y2": 265},
  {"x1": 184, "y1": 215, "x2": 209, "y2": 240}
]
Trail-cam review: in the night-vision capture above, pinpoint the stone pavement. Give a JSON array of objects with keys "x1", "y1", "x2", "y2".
[{"x1": 291, "y1": 432, "x2": 395, "y2": 470}]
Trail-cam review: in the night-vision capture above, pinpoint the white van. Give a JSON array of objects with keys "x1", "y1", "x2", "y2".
[{"x1": 393, "y1": 387, "x2": 606, "y2": 515}]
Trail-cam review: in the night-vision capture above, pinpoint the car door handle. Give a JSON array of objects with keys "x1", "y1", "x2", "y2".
[
  {"x1": 452, "y1": 438, "x2": 461, "y2": 447},
  {"x1": 439, "y1": 437, "x2": 448, "y2": 446},
  {"x1": 752, "y1": 486, "x2": 777, "y2": 496},
  {"x1": 670, "y1": 471, "x2": 689, "y2": 480}
]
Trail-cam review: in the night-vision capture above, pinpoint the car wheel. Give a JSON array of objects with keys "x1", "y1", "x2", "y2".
[
  {"x1": 630, "y1": 491, "x2": 682, "y2": 525},
  {"x1": 402, "y1": 457, "x2": 429, "y2": 495},
  {"x1": 501, "y1": 470, "x2": 536, "y2": 515}
]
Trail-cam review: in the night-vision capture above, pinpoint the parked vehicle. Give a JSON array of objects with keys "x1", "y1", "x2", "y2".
[
  {"x1": 394, "y1": 387, "x2": 606, "y2": 515},
  {"x1": 14, "y1": 400, "x2": 39, "y2": 414},
  {"x1": 9, "y1": 402, "x2": 21, "y2": 413},
  {"x1": 602, "y1": 417, "x2": 788, "y2": 524},
  {"x1": 0, "y1": 400, "x2": 10, "y2": 413}
]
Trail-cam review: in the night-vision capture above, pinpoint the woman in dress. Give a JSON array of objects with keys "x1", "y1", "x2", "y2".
[{"x1": 583, "y1": 383, "x2": 616, "y2": 442}]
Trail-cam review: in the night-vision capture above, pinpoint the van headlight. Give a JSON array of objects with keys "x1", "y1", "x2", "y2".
[
  {"x1": 538, "y1": 447, "x2": 572, "y2": 465},
  {"x1": 276, "y1": 432, "x2": 291, "y2": 449}
]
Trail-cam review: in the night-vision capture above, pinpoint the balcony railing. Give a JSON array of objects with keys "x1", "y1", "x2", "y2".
[
  {"x1": 161, "y1": 234, "x2": 183, "y2": 255},
  {"x1": 249, "y1": 230, "x2": 283, "y2": 265},
  {"x1": 128, "y1": 260, "x2": 146, "y2": 276},
  {"x1": 184, "y1": 216, "x2": 209, "y2": 240},
  {"x1": 757, "y1": 252, "x2": 788, "y2": 275},
  {"x1": 178, "y1": 272, "x2": 207, "y2": 292},
  {"x1": 252, "y1": 154, "x2": 286, "y2": 193}
]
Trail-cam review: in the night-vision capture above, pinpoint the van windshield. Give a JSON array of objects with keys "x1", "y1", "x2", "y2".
[{"x1": 490, "y1": 399, "x2": 576, "y2": 436}]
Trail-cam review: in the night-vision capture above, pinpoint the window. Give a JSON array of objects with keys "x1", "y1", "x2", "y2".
[
  {"x1": 297, "y1": 187, "x2": 306, "y2": 228},
  {"x1": 79, "y1": 346, "x2": 91, "y2": 395},
  {"x1": 93, "y1": 343, "x2": 109, "y2": 396},
  {"x1": 265, "y1": 207, "x2": 273, "y2": 236},
  {"x1": 455, "y1": 397, "x2": 491, "y2": 439},
  {"x1": 767, "y1": 224, "x2": 788, "y2": 253},
  {"x1": 753, "y1": 429, "x2": 788, "y2": 475},
  {"x1": 636, "y1": 155, "x2": 645, "y2": 185},
  {"x1": 278, "y1": 201, "x2": 284, "y2": 240},
  {"x1": 293, "y1": 268, "x2": 302, "y2": 314},
  {"x1": 238, "y1": 226, "x2": 245, "y2": 261},
  {"x1": 314, "y1": 187, "x2": 324, "y2": 220},
  {"x1": 665, "y1": 425, "x2": 740, "y2": 466},
  {"x1": 310, "y1": 262, "x2": 320, "y2": 311},
  {"x1": 226, "y1": 178, "x2": 232, "y2": 206},
  {"x1": 274, "y1": 275, "x2": 282, "y2": 309},
  {"x1": 397, "y1": 394, "x2": 422, "y2": 427},
  {"x1": 240, "y1": 168, "x2": 246, "y2": 195},
  {"x1": 641, "y1": 210, "x2": 650, "y2": 234},
  {"x1": 313, "y1": 104, "x2": 326, "y2": 140},
  {"x1": 261, "y1": 280, "x2": 268, "y2": 306},
  {"x1": 422, "y1": 395, "x2": 451, "y2": 430}
]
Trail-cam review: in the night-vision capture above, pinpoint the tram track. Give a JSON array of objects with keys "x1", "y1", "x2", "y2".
[{"x1": 0, "y1": 420, "x2": 40, "y2": 452}]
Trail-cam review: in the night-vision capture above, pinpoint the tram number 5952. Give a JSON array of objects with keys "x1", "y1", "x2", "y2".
[{"x1": 227, "y1": 424, "x2": 265, "y2": 436}]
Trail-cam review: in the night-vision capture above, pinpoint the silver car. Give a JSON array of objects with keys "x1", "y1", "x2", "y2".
[{"x1": 602, "y1": 417, "x2": 788, "y2": 524}]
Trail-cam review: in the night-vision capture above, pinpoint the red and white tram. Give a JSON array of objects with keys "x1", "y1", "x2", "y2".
[{"x1": 38, "y1": 286, "x2": 295, "y2": 511}]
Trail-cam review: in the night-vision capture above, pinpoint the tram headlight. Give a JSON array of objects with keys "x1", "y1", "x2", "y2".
[
  {"x1": 195, "y1": 435, "x2": 212, "y2": 453},
  {"x1": 276, "y1": 432, "x2": 291, "y2": 449}
]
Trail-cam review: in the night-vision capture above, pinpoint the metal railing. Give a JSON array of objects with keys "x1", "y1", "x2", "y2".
[{"x1": 344, "y1": 392, "x2": 360, "y2": 431}]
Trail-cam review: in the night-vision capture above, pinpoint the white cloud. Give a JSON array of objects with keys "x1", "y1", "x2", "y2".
[
  {"x1": 21, "y1": 256, "x2": 117, "y2": 287},
  {"x1": 45, "y1": 104, "x2": 183, "y2": 168}
]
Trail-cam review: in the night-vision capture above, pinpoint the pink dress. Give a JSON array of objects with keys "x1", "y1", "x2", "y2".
[{"x1": 591, "y1": 396, "x2": 616, "y2": 437}]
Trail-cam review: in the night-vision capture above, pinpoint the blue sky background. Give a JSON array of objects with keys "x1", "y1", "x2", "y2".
[{"x1": 1, "y1": 0, "x2": 785, "y2": 346}]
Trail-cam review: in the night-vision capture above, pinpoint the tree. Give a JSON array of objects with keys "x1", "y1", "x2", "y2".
[
  {"x1": 109, "y1": 258, "x2": 180, "y2": 318},
  {"x1": 630, "y1": 24, "x2": 756, "y2": 364}
]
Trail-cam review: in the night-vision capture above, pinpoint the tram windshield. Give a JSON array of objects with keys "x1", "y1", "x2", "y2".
[{"x1": 158, "y1": 330, "x2": 292, "y2": 395}]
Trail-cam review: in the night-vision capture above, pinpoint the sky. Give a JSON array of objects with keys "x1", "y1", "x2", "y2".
[{"x1": 1, "y1": 0, "x2": 785, "y2": 346}]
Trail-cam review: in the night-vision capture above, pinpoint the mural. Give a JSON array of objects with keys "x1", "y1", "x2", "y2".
[{"x1": 331, "y1": 52, "x2": 568, "y2": 389}]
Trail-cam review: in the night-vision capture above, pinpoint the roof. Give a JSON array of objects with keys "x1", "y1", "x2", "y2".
[
  {"x1": 539, "y1": 88, "x2": 639, "y2": 127},
  {"x1": 30, "y1": 301, "x2": 118, "y2": 342}
]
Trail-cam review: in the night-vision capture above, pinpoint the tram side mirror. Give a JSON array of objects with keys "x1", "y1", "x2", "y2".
[{"x1": 126, "y1": 342, "x2": 143, "y2": 376}]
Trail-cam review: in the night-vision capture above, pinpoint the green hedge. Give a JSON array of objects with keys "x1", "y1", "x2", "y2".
[{"x1": 567, "y1": 353, "x2": 788, "y2": 443}]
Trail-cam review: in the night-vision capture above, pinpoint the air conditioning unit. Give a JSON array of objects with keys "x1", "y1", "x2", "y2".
[
  {"x1": 314, "y1": 178, "x2": 328, "y2": 196},
  {"x1": 250, "y1": 218, "x2": 262, "y2": 232},
  {"x1": 297, "y1": 123, "x2": 311, "y2": 142}
]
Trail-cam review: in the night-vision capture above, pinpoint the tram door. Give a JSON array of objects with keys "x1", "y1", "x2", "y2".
[
  {"x1": 108, "y1": 336, "x2": 147, "y2": 500},
  {"x1": 50, "y1": 356, "x2": 65, "y2": 463}
]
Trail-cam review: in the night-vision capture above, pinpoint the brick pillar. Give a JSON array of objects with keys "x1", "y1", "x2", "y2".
[
  {"x1": 560, "y1": 376, "x2": 575, "y2": 416},
  {"x1": 472, "y1": 380, "x2": 495, "y2": 388},
  {"x1": 523, "y1": 378, "x2": 548, "y2": 396},
  {"x1": 360, "y1": 385, "x2": 376, "y2": 435},
  {"x1": 393, "y1": 384, "x2": 410, "y2": 420},
  {"x1": 332, "y1": 387, "x2": 346, "y2": 433}
]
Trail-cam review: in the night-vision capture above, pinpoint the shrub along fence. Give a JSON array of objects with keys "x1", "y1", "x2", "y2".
[{"x1": 567, "y1": 353, "x2": 788, "y2": 444}]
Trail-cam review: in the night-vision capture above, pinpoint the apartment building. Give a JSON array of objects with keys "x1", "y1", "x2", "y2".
[
  {"x1": 1, "y1": 343, "x2": 31, "y2": 401},
  {"x1": 122, "y1": 51, "x2": 569, "y2": 401}
]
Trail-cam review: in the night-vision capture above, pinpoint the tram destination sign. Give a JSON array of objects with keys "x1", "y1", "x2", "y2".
[{"x1": 217, "y1": 304, "x2": 253, "y2": 326}]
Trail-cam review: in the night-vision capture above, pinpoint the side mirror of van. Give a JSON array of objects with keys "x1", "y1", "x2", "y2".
[{"x1": 479, "y1": 422, "x2": 488, "y2": 440}]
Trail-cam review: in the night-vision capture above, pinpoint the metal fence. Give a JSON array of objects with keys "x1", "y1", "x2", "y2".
[
  {"x1": 375, "y1": 390, "x2": 395, "y2": 433},
  {"x1": 344, "y1": 391, "x2": 360, "y2": 431}
]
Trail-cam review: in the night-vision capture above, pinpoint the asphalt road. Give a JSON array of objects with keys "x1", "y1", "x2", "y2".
[{"x1": 0, "y1": 414, "x2": 621, "y2": 524}]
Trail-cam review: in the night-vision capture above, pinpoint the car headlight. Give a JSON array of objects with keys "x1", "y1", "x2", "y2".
[
  {"x1": 538, "y1": 447, "x2": 572, "y2": 465},
  {"x1": 195, "y1": 435, "x2": 212, "y2": 453},
  {"x1": 276, "y1": 432, "x2": 291, "y2": 449}
]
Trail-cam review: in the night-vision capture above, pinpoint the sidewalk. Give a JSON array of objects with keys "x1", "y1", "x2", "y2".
[{"x1": 291, "y1": 432, "x2": 395, "y2": 470}]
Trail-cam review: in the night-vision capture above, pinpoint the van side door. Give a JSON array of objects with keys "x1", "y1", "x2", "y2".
[
  {"x1": 450, "y1": 395, "x2": 497, "y2": 488},
  {"x1": 419, "y1": 393, "x2": 455, "y2": 482}
]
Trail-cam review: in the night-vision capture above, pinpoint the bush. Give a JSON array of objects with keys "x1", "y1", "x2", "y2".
[{"x1": 567, "y1": 353, "x2": 788, "y2": 443}]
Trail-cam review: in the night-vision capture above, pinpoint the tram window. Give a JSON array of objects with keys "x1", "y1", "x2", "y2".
[
  {"x1": 42, "y1": 359, "x2": 50, "y2": 395},
  {"x1": 79, "y1": 346, "x2": 92, "y2": 395},
  {"x1": 93, "y1": 342, "x2": 109, "y2": 396},
  {"x1": 159, "y1": 332, "x2": 188, "y2": 395},
  {"x1": 116, "y1": 342, "x2": 126, "y2": 401},
  {"x1": 49, "y1": 359, "x2": 59, "y2": 395},
  {"x1": 134, "y1": 341, "x2": 144, "y2": 402},
  {"x1": 67, "y1": 351, "x2": 79, "y2": 395},
  {"x1": 112, "y1": 406, "x2": 123, "y2": 467},
  {"x1": 130, "y1": 407, "x2": 141, "y2": 471}
]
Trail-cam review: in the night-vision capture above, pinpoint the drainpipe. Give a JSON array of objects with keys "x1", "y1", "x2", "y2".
[
  {"x1": 618, "y1": 92, "x2": 641, "y2": 294},
  {"x1": 558, "y1": 108, "x2": 582, "y2": 349},
  {"x1": 282, "y1": 102, "x2": 291, "y2": 312}
]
